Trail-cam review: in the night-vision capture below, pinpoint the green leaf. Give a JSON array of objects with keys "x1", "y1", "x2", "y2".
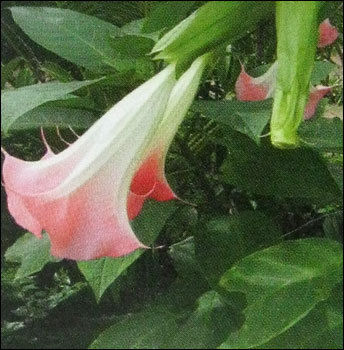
[
  {"x1": 299, "y1": 117, "x2": 343, "y2": 152},
  {"x1": 77, "y1": 250, "x2": 142, "y2": 303},
  {"x1": 5, "y1": 233, "x2": 59, "y2": 279},
  {"x1": 167, "y1": 291, "x2": 238, "y2": 349},
  {"x1": 169, "y1": 237, "x2": 207, "y2": 283},
  {"x1": 142, "y1": 1, "x2": 196, "y2": 34},
  {"x1": 1, "y1": 79, "x2": 99, "y2": 132},
  {"x1": 323, "y1": 212, "x2": 343, "y2": 243},
  {"x1": 10, "y1": 106, "x2": 97, "y2": 130},
  {"x1": 219, "y1": 238, "x2": 343, "y2": 348},
  {"x1": 311, "y1": 61, "x2": 336, "y2": 85},
  {"x1": 78, "y1": 200, "x2": 177, "y2": 302},
  {"x1": 90, "y1": 305, "x2": 181, "y2": 349},
  {"x1": 110, "y1": 35, "x2": 154, "y2": 58},
  {"x1": 90, "y1": 290, "x2": 236, "y2": 349},
  {"x1": 10, "y1": 6, "x2": 121, "y2": 71},
  {"x1": 257, "y1": 283, "x2": 343, "y2": 349},
  {"x1": 220, "y1": 129, "x2": 342, "y2": 205},
  {"x1": 131, "y1": 200, "x2": 178, "y2": 246},
  {"x1": 192, "y1": 99, "x2": 272, "y2": 142},
  {"x1": 195, "y1": 211, "x2": 282, "y2": 287}
]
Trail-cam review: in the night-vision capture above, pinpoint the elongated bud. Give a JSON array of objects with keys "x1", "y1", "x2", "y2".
[
  {"x1": 152, "y1": 1, "x2": 274, "y2": 71},
  {"x1": 270, "y1": 1, "x2": 320, "y2": 148}
]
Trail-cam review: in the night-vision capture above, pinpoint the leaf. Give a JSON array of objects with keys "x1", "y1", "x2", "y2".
[
  {"x1": 10, "y1": 6, "x2": 121, "y2": 71},
  {"x1": 257, "y1": 283, "x2": 343, "y2": 349},
  {"x1": 10, "y1": 106, "x2": 97, "y2": 130},
  {"x1": 167, "y1": 290, "x2": 238, "y2": 349},
  {"x1": 131, "y1": 200, "x2": 178, "y2": 246},
  {"x1": 142, "y1": 1, "x2": 196, "y2": 33},
  {"x1": 1, "y1": 79, "x2": 99, "y2": 132},
  {"x1": 323, "y1": 212, "x2": 343, "y2": 243},
  {"x1": 5, "y1": 233, "x2": 59, "y2": 279},
  {"x1": 78, "y1": 200, "x2": 177, "y2": 302},
  {"x1": 110, "y1": 35, "x2": 154, "y2": 58},
  {"x1": 89, "y1": 290, "x2": 237, "y2": 349},
  {"x1": 77, "y1": 250, "x2": 142, "y2": 303},
  {"x1": 169, "y1": 237, "x2": 207, "y2": 284},
  {"x1": 195, "y1": 211, "x2": 282, "y2": 287},
  {"x1": 220, "y1": 129, "x2": 342, "y2": 205},
  {"x1": 192, "y1": 99, "x2": 272, "y2": 142},
  {"x1": 311, "y1": 61, "x2": 336, "y2": 85},
  {"x1": 299, "y1": 117, "x2": 343, "y2": 152},
  {"x1": 219, "y1": 238, "x2": 343, "y2": 348}
]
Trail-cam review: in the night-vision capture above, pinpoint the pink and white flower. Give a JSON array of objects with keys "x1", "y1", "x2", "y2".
[{"x1": 2, "y1": 55, "x2": 208, "y2": 261}]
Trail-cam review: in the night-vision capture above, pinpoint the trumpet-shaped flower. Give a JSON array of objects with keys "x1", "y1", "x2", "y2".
[
  {"x1": 235, "y1": 63, "x2": 331, "y2": 120},
  {"x1": 2, "y1": 55, "x2": 208, "y2": 260}
]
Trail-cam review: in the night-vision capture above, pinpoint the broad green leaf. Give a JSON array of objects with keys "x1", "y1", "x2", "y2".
[
  {"x1": 10, "y1": 106, "x2": 97, "y2": 130},
  {"x1": 142, "y1": 1, "x2": 196, "y2": 33},
  {"x1": 167, "y1": 291, "x2": 237, "y2": 349},
  {"x1": 5, "y1": 233, "x2": 59, "y2": 279},
  {"x1": 257, "y1": 283, "x2": 343, "y2": 349},
  {"x1": 78, "y1": 201, "x2": 177, "y2": 302},
  {"x1": 311, "y1": 61, "x2": 336, "y2": 85},
  {"x1": 90, "y1": 305, "x2": 181, "y2": 349},
  {"x1": 192, "y1": 99, "x2": 272, "y2": 142},
  {"x1": 220, "y1": 129, "x2": 342, "y2": 205},
  {"x1": 169, "y1": 237, "x2": 207, "y2": 284},
  {"x1": 299, "y1": 117, "x2": 343, "y2": 152},
  {"x1": 131, "y1": 200, "x2": 178, "y2": 246},
  {"x1": 10, "y1": 6, "x2": 121, "y2": 71},
  {"x1": 219, "y1": 238, "x2": 343, "y2": 348},
  {"x1": 1, "y1": 79, "x2": 99, "y2": 132},
  {"x1": 77, "y1": 250, "x2": 142, "y2": 303},
  {"x1": 153, "y1": 1, "x2": 274, "y2": 68},
  {"x1": 90, "y1": 290, "x2": 236, "y2": 349},
  {"x1": 195, "y1": 211, "x2": 282, "y2": 287}
]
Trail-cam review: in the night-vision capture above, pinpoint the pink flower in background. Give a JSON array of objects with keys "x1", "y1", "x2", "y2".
[
  {"x1": 235, "y1": 62, "x2": 277, "y2": 101},
  {"x1": 318, "y1": 18, "x2": 339, "y2": 48},
  {"x1": 2, "y1": 55, "x2": 208, "y2": 261},
  {"x1": 304, "y1": 85, "x2": 332, "y2": 119},
  {"x1": 235, "y1": 63, "x2": 331, "y2": 119},
  {"x1": 235, "y1": 19, "x2": 337, "y2": 119}
]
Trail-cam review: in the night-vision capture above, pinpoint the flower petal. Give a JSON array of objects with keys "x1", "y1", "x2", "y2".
[
  {"x1": 235, "y1": 62, "x2": 277, "y2": 101},
  {"x1": 304, "y1": 85, "x2": 331, "y2": 119}
]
